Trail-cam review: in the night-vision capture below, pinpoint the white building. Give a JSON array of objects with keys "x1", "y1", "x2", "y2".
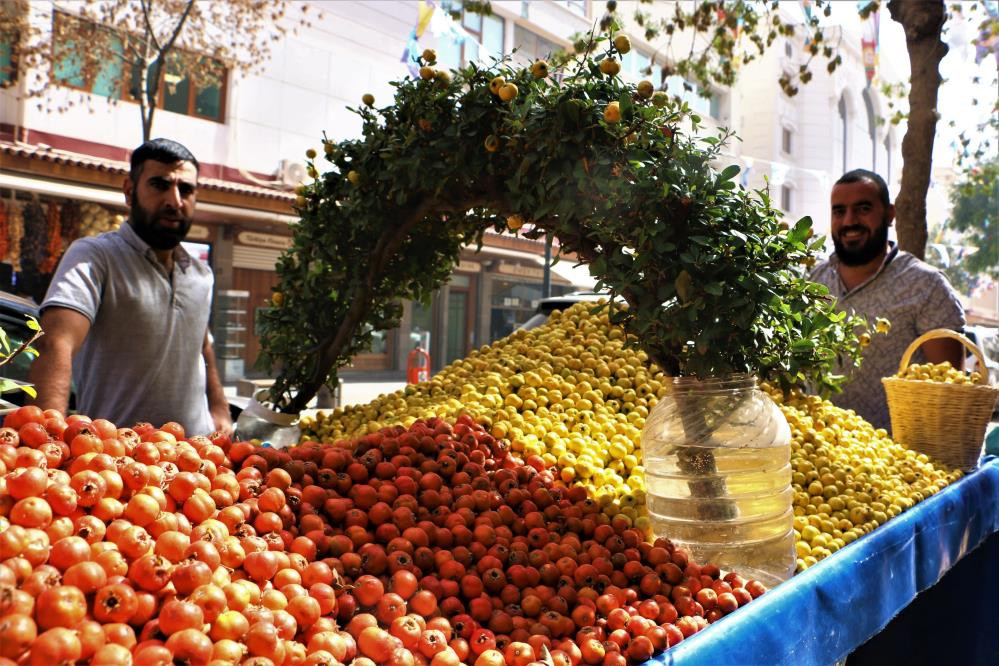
[{"x1": 0, "y1": 0, "x2": 917, "y2": 381}]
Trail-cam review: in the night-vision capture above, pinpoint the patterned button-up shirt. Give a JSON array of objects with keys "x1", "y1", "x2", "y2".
[{"x1": 810, "y1": 244, "x2": 965, "y2": 432}]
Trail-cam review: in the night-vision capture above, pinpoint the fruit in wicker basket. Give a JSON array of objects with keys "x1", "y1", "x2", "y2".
[{"x1": 896, "y1": 361, "x2": 982, "y2": 385}]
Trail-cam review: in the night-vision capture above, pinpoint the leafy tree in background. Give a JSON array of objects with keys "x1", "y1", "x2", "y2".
[
  {"x1": 946, "y1": 157, "x2": 999, "y2": 283},
  {"x1": 0, "y1": 0, "x2": 308, "y2": 140}
]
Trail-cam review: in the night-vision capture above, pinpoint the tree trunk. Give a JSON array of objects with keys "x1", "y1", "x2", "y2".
[{"x1": 887, "y1": 0, "x2": 948, "y2": 260}]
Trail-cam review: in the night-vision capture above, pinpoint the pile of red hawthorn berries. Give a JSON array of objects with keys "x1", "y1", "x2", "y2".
[{"x1": 0, "y1": 406, "x2": 765, "y2": 666}]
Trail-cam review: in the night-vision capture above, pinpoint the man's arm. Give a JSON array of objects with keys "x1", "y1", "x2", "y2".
[
  {"x1": 203, "y1": 332, "x2": 232, "y2": 435},
  {"x1": 28, "y1": 307, "x2": 91, "y2": 414}
]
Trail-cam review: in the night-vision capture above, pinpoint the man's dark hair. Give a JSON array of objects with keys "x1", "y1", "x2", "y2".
[
  {"x1": 130, "y1": 138, "x2": 199, "y2": 182},
  {"x1": 835, "y1": 169, "x2": 890, "y2": 208}
]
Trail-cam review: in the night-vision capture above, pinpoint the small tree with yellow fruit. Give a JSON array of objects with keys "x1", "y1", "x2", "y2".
[{"x1": 258, "y1": 34, "x2": 865, "y2": 414}]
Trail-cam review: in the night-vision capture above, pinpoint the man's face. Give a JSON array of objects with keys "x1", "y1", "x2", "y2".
[
  {"x1": 123, "y1": 160, "x2": 198, "y2": 250},
  {"x1": 830, "y1": 179, "x2": 894, "y2": 267}
]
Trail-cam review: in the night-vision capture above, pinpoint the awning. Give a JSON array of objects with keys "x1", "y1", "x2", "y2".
[{"x1": 0, "y1": 171, "x2": 299, "y2": 225}]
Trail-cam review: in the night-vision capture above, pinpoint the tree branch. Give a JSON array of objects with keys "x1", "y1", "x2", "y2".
[{"x1": 0, "y1": 328, "x2": 43, "y2": 370}]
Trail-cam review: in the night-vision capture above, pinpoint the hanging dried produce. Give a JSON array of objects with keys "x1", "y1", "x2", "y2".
[
  {"x1": 20, "y1": 198, "x2": 46, "y2": 274},
  {"x1": 0, "y1": 198, "x2": 8, "y2": 262},
  {"x1": 7, "y1": 198, "x2": 24, "y2": 272},
  {"x1": 59, "y1": 200, "x2": 81, "y2": 249},
  {"x1": 40, "y1": 201, "x2": 63, "y2": 274}
]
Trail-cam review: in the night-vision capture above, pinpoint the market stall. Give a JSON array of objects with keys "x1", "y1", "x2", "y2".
[{"x1": 660, "y1": 456, "x2": 999, "y2": 665}]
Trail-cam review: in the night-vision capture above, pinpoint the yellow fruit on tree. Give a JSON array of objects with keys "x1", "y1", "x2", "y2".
[
  {"x1": 435, "y1": 70, "x2": 451, "y2": 86},
  {"x1": 347, "y1": 170, "x2": 361, "y2": 186},
  {"x1": 419, "y1": 66, "x2": 435, "y2": 80},
  {"x1": 295, "y1": 195, "x2": 308, "y2": 208},
  {"x1": 637, "y1": 80, "x2": 654, "y2": 99},
  {"x1": 858, "y1": 332, "x2": 871, "y2": 347},
  {"x1": 305, "y1": 148, "x2": 317, "y2": 159},
  {"x1": 604, "y1": 101, "x2": 622, "y2": 123},
  {"x1": 362, "y1": 93, "x2": 375, "y2": 106},
  {"x1": 294, "y1": 184, "x2": 308, "y2": 196},
  {"x1": 875, "y1": 317, "x2": 892, "y2": 334},
  {"x1": 489, "y1": 76, "x2": 506, "y2": 95},
  {"x1": 507, "y1": 214, "x2": 525, "y2": 231},
  {"x1": 498, "y1": 83, "x2": 519, "y2": 102},
  {"x1": 613, "y1": 34, "x2": 631, "y2": 54},
  {"x1": 271, "y1": 292, "x2": 284, "y2": 307},
  {"x1": 422, "y1": 48, "x2": 437, "y2": 64},
  {"x1": 531, "y1": 60, "x2": 549, "y2": 79},
  {"x1": 600, "y1": 58, "x2": 621, "y2": 76},
  {"x1": 651, "y1": 91, "x2": 668, "y2": 108},
  {"x1": 484, "y1": 135, "x2": 501, "y2": 152}
]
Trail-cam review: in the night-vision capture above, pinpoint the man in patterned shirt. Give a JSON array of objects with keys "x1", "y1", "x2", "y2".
[{"x1": 810, "y1": 169, "x2": 965, "y2": 432}]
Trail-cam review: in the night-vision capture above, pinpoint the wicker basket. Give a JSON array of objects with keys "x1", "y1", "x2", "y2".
[{"x1": 882, "y1": 329, "x2": 999, "y2": 470}]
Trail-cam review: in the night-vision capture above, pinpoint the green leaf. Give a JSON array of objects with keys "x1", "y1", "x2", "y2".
[{"x1": 719, "y1": 164, "x2": 740, "y2": 181}]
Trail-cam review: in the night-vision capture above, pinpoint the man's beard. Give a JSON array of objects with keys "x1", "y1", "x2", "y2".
[
  {"x1": 129, "y1": 198, "x2": 192, "y2": 250},
  {"x1": 833, "y1": 217, "x2": 890, "y2": 266}
]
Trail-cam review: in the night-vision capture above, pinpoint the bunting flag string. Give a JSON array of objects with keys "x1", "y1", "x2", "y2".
[{"x1": 400, "y1": 0, "x2": 437, "y2": 77}]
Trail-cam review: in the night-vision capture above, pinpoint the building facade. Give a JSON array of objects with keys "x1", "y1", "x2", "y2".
[{"x1": 2, "y1": 0, "x2": 918, "y2": 385}]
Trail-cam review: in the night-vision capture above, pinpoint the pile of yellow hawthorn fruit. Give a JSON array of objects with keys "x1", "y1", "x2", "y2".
[{"x1": 301, "y1": 302, "x2": 965, "y2": 573}]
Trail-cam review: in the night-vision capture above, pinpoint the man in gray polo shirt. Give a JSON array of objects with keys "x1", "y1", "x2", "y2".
[
  {"x1": 810, "y1": 169, "x2": 965, "y2": 432},
  {"x1": 28, "y1": 138, "x2": 230, "y2": 436}
]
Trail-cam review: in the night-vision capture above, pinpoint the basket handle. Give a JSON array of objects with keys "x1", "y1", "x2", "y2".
[{"x1": 897, "y1": 328, "x2": 988, "y2": 385}]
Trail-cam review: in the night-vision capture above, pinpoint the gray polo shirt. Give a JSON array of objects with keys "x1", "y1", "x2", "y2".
[
  {"x1": 42, "y1": 222, "x2": 215, "y2": 435},
  {"x1": 810, "y1": 245, "x2": 965, "y2": 432}
]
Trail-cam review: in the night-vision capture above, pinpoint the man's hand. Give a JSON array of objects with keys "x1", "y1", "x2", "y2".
[{"x1": 210, "y1": 405, "x2": 233, "y2": 437}]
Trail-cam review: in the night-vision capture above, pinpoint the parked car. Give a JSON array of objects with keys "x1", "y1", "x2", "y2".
[
  {"x1": 0, "y1": 291, "x2": 245, "y2": 421},
  {"x1": 517, "y1": 291, "x2": 613, "y2": 332}
]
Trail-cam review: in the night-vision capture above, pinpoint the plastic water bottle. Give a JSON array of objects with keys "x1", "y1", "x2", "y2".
[{"x1": 641, "y1": 374, "x2": 795, "y2": 586}]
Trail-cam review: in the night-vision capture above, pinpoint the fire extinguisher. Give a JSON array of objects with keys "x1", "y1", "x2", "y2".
[{"x1": 407, "y1": 344, "x2": 431, "y2": 384}]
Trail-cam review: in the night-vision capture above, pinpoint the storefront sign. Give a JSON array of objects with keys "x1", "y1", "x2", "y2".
[
  {"x1": 187, "y1": 224, "x2": 211, "y2": 241},
  {"x1": 497, "y1": 262, "x2": 545, "y2": 279},
  {"x1": 237, "y1": 231, "x2": 293, "y2": 250},
  {"x1": 457, "y1": 260, "x2": 482, "y2": 273}
]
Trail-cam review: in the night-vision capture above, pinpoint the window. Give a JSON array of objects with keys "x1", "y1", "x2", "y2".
[
  {"x1": 512, "y1": 24, "x2": 563, "y2": 65},
  {"x1": 439, "y1": 0, "x2": 504, "y2": 66},
  {"x1": 863, "y1": 87, "x2": 877, "y2": 171},
  {"x1": 561, "y1": 0, "x2": 587, "y2": 15},
  {"x1": 781, "y1": 127, "x2": 793, "y2": 155},
  {"x1": 663, "y1": 74, "x2": 720, "y2": 119},
  {"x1": 52, "y1": 12, "x2": 226, "y2": 122},
  {"x1": 784, "y1": 40, "x2": 793, "y2": 58},
  {"x1": 621, "y1": 47, "x2": 652, "y2": 81},
  {"x1": 780, "y1": 184, "x2": 793, "y2": 212},
  {"x1": 836, "y1": 94, "x2": 848, "y2": 174}
]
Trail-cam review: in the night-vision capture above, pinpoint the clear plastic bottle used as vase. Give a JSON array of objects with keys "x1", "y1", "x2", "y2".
[
  {"x1": 233, "y1": 390, "x2": 301, "y2": 449},
  {"x1": 641, "y1": 374, "x2": 795, "y2": 586}
]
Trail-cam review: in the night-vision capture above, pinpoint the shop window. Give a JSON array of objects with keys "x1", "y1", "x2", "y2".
[
  {"x1": 52, "y1": 11, "x2": 226, "y2": 122},
  {"x1": 489, "y1": 278, "x2": 574, "y2": 342},
  {"x1": 781, "y1": 126, "x2": 793, "y2": 155},
  {"x1": 410, "y1": 300, "x2": 433, "y2": 351}
]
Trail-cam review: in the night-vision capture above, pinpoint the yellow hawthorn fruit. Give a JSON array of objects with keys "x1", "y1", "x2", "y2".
[
  {"x1": 294, "y1": 184, "x2": 308, "y2": 196},
  {"x1": 604, "y1": 101, "x2": 622, "y2": 123},
  {"x1": 305, "y1": 148, "x2": 317, "y2": 159},
  {"x1": 498, "y1": 83, "x2": 519, "y2": 102},
  {"x1": 271, "y1": 292, "x2": 284, "y2": 307},
  {"x1": 600, "y1": 58, "x2": 621, "y2": 76},
  {"x1": 295, "y1": 195, "x2": 308, "y2": 208},
  {"x1": 422, "y1": 48, "x2": 437, "y2": 64},
  {"x1": 613, "y1": 34, "x2": 631, "y2": 54},
  {"x1": 489, "y1": 76, "x2": 506, "y2": 95},
  {"x1": 507, "y1": 214, "x2": 525, "y2": 231},
  {"x1": 858, "y1": 332, "x2": 871, "y2": 347},
  {"x1": 651, "y1": 91, "x2": 668, "y2": 108},
  {"x1": 531, "y1": 60, "x2": 549, "y2": 79},
  {"x1": 875, "y1": 317, "x2": 892, "y2": 334},
  {"x1": 435, "y1": 70, "x2": 451, "y2": 86},
  {"x1": 637, "y1": 80, "x2": 654, "y2": 99},
  {"x1": 419, "y1": 66, "x2": 435, "y2": 80},
  {"x1": 484, "y1": 135, "x2": 501, "y2": 152},
  {"x1": 362, "y1": 93, "x2": 375, "y2": 106},
  {"x1": 347, "y1": 170, "x2": 361, "y2": 186}
]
